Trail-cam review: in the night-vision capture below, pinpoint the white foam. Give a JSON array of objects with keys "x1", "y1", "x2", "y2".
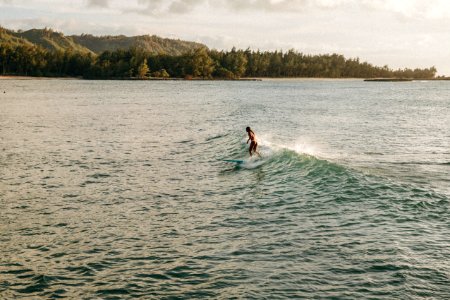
[
  {"x1": 240, "y1": 157, "x2": 266, "y2": 169},
  {"x1": 256, "y1": 135, "x2": 324, "y2": 158},
  {"x1": 241, "y1": 133, "x2": 332, "y2": 162}
]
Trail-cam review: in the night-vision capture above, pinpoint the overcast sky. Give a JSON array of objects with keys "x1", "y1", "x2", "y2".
[{"x1": 1, "y1": 0, "x2": 450, "y2": 74}]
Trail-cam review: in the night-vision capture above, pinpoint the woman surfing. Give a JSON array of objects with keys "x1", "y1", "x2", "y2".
[{"x1": 246, "y1": 127, "x2": 261, "y2": 157}]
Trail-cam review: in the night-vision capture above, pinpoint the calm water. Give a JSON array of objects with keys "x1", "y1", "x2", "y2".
[{"x1": 1, "y1": 79, "x2": 449, "y2": 299}]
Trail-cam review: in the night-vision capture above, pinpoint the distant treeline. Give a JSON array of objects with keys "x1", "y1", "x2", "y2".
[{"x1": 0, "y1": 42, "x2": 437, "y2": 79}]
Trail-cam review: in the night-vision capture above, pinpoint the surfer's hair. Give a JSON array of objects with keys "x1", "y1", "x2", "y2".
[{"x1": 246, "y1": 127, "x2": 250, "y2": 131}]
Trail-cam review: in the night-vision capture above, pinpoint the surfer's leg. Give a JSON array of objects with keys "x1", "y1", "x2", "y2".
[
  {"x1": 254, "y1": 142, "x2": 261, "y2": 157},
  {"x1": 249, "y1": 141, "x2": 255, "y2": 156}
]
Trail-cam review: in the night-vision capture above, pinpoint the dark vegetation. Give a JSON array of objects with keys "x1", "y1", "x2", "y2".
[{"x1": 0, "y1": 27, "x2": 437, "y2": 79}]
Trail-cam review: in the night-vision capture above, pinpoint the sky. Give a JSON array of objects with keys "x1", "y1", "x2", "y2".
[{"x1": 1, "y1": 0, "x2": 450, "y2": 75}]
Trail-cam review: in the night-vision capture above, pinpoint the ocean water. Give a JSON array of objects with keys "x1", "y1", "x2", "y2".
[{"x1": 0, "y1": 79, "x2": 449, "y2": 299}]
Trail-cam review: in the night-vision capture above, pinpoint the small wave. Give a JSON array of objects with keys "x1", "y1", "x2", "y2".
[
  {"x1": 176, "y1": 139, "x2": 194, "y2": 144},
  {"x1": 364, "y1": 152, "x2": 385, "y2": 156},
  {"x1": 206, "y1": 133, "x2": 229, "y2": 141},
  {"x1": 239, "y1": 135, "x2": 336, "y2": 169},
  {"x1": 87, "y1": 173, "x2": 111, "y2": 179},
  {"x1": 239, "y1": 158, "x2": 267, "y2": 169},
  {"x1": 232, "y1": 135, "x2": 449, "y2": 206},
  {"x1": 254, "y1": 135, "x2": 323, "y2": 159},
  {"x1": 387, "y1": 161, "x2": 450, "y2": 166}
]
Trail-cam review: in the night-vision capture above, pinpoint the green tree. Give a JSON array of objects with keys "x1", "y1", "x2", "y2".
[
  {"x1": 137, "y1": 58, "x2": 150, "y2": 79},
  {"x1": 221, "y1": 47, "x2": 247, "y2": 78},
  {"x1": 191, "y1": 48, "x2": 215, "y2": 78},
  {"x1": 152, "y1": 69, "x2": 170, "y2": 78},
  {"x1": 268, "y1": 51, "x2": 282, "y2": 77}
]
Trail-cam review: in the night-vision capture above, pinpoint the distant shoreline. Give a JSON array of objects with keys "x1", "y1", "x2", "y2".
[
  {"x1": 2, "y1": 75, "x2": 450, "y2": 81},
  {"x1": 0, "y1": 75, "x2": 81, "y2": 80},
  {"x1": 0, "y1": 75, "x2": 262, "y2": 81},
  {"x1": 0, "y1": 75, "x2": 359, "y2": 81}
]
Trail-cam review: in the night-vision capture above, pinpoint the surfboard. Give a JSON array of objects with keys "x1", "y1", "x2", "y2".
[{"x1": 223, "y1": 159, "x2": 245, "y2": 164}]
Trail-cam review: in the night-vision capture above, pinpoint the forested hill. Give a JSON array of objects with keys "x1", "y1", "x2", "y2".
[
  {"x1": 0, "y1": 27, "x2": 206, "y2": 55},
  {"x1": 0, "y1": 28, "x2": 32, "y2": 48},
  {"x1": 70, "y1": 34, "x2": 206, "y2": 55},
  {"x1": 2, "y1": 28, "x2": 93, "y2": 54},
  {"x1": 0, "y1": 26, "x2": 438, "y2": 79}
]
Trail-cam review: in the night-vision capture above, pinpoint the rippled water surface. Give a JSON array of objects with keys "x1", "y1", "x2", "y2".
[{"x1": 1, "y1": 79, "x2": 449, "y2": 299}]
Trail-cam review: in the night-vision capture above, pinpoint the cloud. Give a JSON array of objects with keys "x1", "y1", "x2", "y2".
[
  {"x1": 127, "y1": 0, "x2": 203, "y2": 15},
  {"x1": 2, "y1": 16, "x2": 77, "y2": 33},
  {"x1": 121, "y1": 0, "x2": 361, "y2": 15},
  {"x1": 227, "y1": 0, "x2": 450, "y2": 17},
  {"x1": 360, "y1": 0, "x2": 450, "y2": 19},
  {"x1": 224, "y1": 0, "x2": 354, "y2": 12},
  {"x1": 87, "y1": 0, "x2": 110, "y2": 8},
  {"x1": 128, "y1": 0, "x2": 332, "y2": 15},
  {"x1": 224, "y1": 0, "x2": 294, "y2": 12},
  {"x1": 119, "y1": 0, "x2": 450, "y2": 19},
  {"x1": 168, "y1": 0, "x2": 201, "y2": 14},
  {"x1": 4, "y1": 0, "x2": 450, "y2": 19}
]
